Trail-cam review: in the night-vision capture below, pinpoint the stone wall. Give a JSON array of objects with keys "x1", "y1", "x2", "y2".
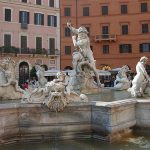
[
  {"x1": 0, "y1": 103, "x2": 91, "y2": 144},
  {"x1": 91, "y1": 99, "x2": 136, "y2": 141},
  {"x1": 0, "y1": 98, "x2": 150, "y2": 144},
  {"x1": 134, "y1": 99, "x2": 150, "y2": 135}
]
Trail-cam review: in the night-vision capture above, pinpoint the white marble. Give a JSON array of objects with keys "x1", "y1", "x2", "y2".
[
  {"x1": 67, "y1": 22, "x2": 101, "y2": 93},
  {"x1": 113, "y1": 65, "x2": 131, "y2": 90},
  {"x1": 35, "y1": 64, "x2": 47, "y2": 88},
  {"x1": 23, "y1": 71, "x2": 88, "y2": 111},
  {"x1": 128, "y1": 56, "x2": 150, "y2": 97},
  {"x1": 0, "y1": 58, "x2": 23, "y2": 100}
]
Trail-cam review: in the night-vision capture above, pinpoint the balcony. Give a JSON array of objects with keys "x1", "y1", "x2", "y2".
[
  {"x1": 21, "y1": 23, "x2": 28, "y2": 29},
  {"x1": 0, "y1": 46, "x2": 60, "y2": 56},
  {"x1": 94, "y1": 34, "x2": 116, "y2": 42}
]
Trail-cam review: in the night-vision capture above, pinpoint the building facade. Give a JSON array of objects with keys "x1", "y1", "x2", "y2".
[
  {"x1": 0, "y1": 0, "x2": 60, "y2": 84},
  {"x1": 60, "y1": 0, "x2": 150, "y2": 72}
]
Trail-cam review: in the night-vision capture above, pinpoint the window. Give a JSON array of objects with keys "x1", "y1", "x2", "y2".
[
  {"x1": 21, "y1": 36, "x2": 27, "y2": 50},
  {"x1": 49, "y1": 38, "x2": 55, "y2": 54},
  {"x1": 103, "y1": 45, "x2": 109, "y2": 54},
  {"x1": 48, "y1": 15, "x2": 57, "y2": 27},
  {"x1": 141, "y1": 3, "x2": 148, "y2": 12},
  {"x1": 5, "y1": 8, "x2": 11, "y2": 22},
  {"x1": 65, "y1": 46, "x2": 71, "y2": 55},
  {"x1": 119, "y1": 44, "x2": 132, "y2": 53},
  {"x1": 4, "y1": 34, "x2": 11, "y2": 46},
  {"x1": 36, "y1": 37, "x2": 42, "y2": 50},
  {"x1": 102, "y1": 26, "x2": 109, "y2": 34},
  {"x1": 102, "y1": 26, "x2": 109, "y2": 39},
  {"x1": 34, "y1": 13, "x2": 44, "y2": 25},
  {"x1": 140, "y1": 43, "x2": 150, "y2": 52},
  {"x1": 122, "y1": 25, "x2": 128, "y2": 35},
  {"x1": 121, "y1": 5, "x2": 128, "y2": 14},
  {"x1": 83, "y1": 7, "x2": 89, "y2": 16},
  {"x1": 65, "y1": 27, "x2": 71, "y2": 37},
  {"x1": 64, "y1": 7, "x2": 71, "y2": 16},
  {"x1": 36, "y1": 0, "x2": 41, "y2": 5},
  {"x1": 101, "y1": 6, "x2": 108, "y2": 15},
  {"x1": 49, "y1": 0, "x2": 54, "y2": 7},
  {"x1": 142, "y1": 23, "x2": 149, "y2": 33},
  {"x1": 22, "y1": 0, "x2": 27, "y2": 2},
  {"x1": 19, "y1": 11, "x2": 29, "y2": 24}
]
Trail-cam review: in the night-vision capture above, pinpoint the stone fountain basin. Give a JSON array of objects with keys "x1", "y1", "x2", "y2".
[{"x1": 0, "y1": 95, "x2": 150, "y2": 144}]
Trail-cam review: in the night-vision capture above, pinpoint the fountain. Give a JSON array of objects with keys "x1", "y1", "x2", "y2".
[
  {"x1": 128, "y1": 56, "x2": 150, "y2": 97},
  {"x1": 111, "y1": 65, "x2": 131, "y2": 90},
  {"x1": 0, "y1": 23, "x2": 150, "y2": 149},
  {"x1": 0, "y1": 58, "x2": 23, "y2": 100}
]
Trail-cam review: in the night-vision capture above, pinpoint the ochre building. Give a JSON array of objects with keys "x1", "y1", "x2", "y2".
[{"x1": 60, "y1": 0, "x2": 150, "y2": 72}]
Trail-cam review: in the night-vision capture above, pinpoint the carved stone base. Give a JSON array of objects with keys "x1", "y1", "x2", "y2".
[
  {"x1": 0, "y1": 84, "x2": 23, "y2": 100},
  {"x1": 67, "y1": 73, "x2": 101, "y2": 94}
]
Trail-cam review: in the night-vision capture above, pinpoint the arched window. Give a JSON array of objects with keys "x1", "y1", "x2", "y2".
[{"x1": 19, "y1": 62, "x2": 29, "y2": 87}]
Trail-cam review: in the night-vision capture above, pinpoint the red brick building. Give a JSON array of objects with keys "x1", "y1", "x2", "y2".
[{"x1": 60, "y1": 0, "x2": 150, "y2": 72}]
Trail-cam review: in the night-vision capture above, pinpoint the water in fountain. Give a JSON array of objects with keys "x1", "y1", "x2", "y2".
[{"x1": 0, "y1": 135, "x2": 150, "y2": 150}]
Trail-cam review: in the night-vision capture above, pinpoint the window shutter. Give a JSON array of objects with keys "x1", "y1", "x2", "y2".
[
  {"x1": 27, "y1": 12, "x2": 29, "y2": 24},
  {"x1": 48, "y1": 15, "x2": 50, "y2": 26},
  {"x1": 120, "y1": 45, "x2": 122, "y2": 53},
  {"x1": 19, "y1": 11, "x2": 22, "y2": 23},
  {"x1": 140, "y1": 44, "x2": 143, "y2": 52},
  {"x1": 41, "y1": 14, "x2": 44, "y2": 25},
  {"x1": 34, "y1": 13, "x2": 37, "y2": 24},
  {"x1": 54, "y1": 16, "x2": 57, "y2": 27}
]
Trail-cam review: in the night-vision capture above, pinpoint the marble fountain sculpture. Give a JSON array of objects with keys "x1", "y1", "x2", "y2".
[
  {"x1": 22, "y1": 22, "x2": 105, "y2": 111},
  {"x1": 113, "y1": 65, "x2": 131, "y2": 90},
  {"x1": 1, "y1": 47, "x2": 150, "y2": 144},
  {"x1": 128, "y1": 56, "x2": 150, "y2": 97},
  {"x1": 23, "y1": 65, "x2": 88, "y2": 111},
  {"x1": 66, "y1": 21, "x2": 101, "y2": 93},
  {"x1": 0, "y1": 58, "x2": 23, "y2": 100}
]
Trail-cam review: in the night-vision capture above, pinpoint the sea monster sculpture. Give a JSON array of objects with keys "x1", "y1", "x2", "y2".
[
  {"x1": 22, "y1": 71, "x2": 88, "y2": 112},
  {"x1": 113, "y1": 65, "x2": 131, "y2": 90}
]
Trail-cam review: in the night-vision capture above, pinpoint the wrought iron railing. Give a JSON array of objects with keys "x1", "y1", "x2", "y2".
[{"x1": 0, "y1": 46, "x2": 60, "y2": 55}]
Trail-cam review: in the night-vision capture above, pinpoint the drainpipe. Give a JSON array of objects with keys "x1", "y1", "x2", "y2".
[
  {"x1": 76, "y1": 0, "x2": 78, "y2": 28},
  {"x1": 59, "y1": 0, "x2": 61, "y2": 70}
]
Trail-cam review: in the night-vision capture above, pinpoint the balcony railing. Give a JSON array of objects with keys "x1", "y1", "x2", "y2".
[
  {"x1": 0, "y1": 47, "x2": 60, "y2": 56},
  {"x1": 95, "y1": 34, "x2": 116, "y2": 42}
]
